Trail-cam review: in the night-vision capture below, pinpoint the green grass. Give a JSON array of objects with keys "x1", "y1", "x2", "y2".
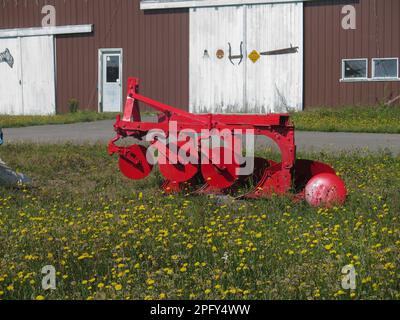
[
  {"x1": 2, "y1": 105, "x2": 400, "y2": 134},
  {"x1": 0, "y1": 144, "x2": 399, "y2": 300},
  {"x1": 0, "y1": 111, "x2": 118, "y2": 129},
  {"x1": 291, "y1": 105, "x2": 400, "y2": 134}
]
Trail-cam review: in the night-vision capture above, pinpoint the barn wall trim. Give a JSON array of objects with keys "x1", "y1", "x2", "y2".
[
  {"x1": 141, "y1": 0, "x2": 311, "y2": 10},
  {"x1": 0, "y1": 25, "x2": 93, "y2": 38}
]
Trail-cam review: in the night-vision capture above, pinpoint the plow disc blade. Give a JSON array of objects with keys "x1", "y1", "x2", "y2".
[
  {"x1": 159, "y1": 162, "x2": 198, "y2": 183},
  {"x1": 119, "y1": 145, "x2": 153, "y2": 180},
  {"x1": 232, "y1": 158, "x2": 276, "y2": 198},
  {"x1": 201, "y1": 147, "x2": 240, "y2": 189},
  {"x1": 241, "y1": 162, "x2": 283, "y2": 199},
  {"x1": 158, "y1": 142, "x2": 199, "y2": 183},
  {"x1": 294, "y1": 160, "x2": 347, "y2": 207}
]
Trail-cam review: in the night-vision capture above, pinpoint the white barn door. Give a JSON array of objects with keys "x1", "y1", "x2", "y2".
[
  {"x1": 189, "y1": 2, "x2": 303, "y2": 114},
  {"x1": 0, "y1": 38, "x2": 23, "y2": 115},
  {"x1": 20, "y1": 36, "x2": 55, "y2": 115},
  {"x1": 246, "y1": 3, "x2": 303, "y2": 113},
  {"x1": 190, "y1": 6, "x2": 245, "y2": 113},
  {"x1": 0, "y1": 35, "x2": 55, "y2": 115}
]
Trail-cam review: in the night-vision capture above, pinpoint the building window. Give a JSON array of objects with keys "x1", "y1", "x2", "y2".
[
  {"x1": 372, "y1": 58, "x2": 399, "y2": 79},
  {"x1": 106, "y1": 56, "x2": 120, "y2": 83},
  {"x1": 342, "y1": 59, "x2": 368, "y2": 80}
]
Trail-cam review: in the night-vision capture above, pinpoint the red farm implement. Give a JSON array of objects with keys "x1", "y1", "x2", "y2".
[{"x1": 109, "y1": 77, "x2": 347, "y2": 207}]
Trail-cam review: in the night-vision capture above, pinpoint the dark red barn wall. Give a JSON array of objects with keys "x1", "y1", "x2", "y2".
[
  {"x1": 0, "y1": 0, "x2": 189, "y2": 113},
  {"x1": 304, "y1": 0, "x2": 400, "y2": 109}
]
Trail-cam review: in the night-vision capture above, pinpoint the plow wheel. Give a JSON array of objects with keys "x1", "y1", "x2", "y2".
[
  {"x1": 294, "y1": 160, "x2": 347, "y2": 207},
  {"x1": 158, "y1": 141, "x2": 199, "y2": 183},
  {"x1": 201, "y1": 147, "x2": 240, "y2": 189},
  {"x1": 119, "y1": 145, "x2": 153, "y2": 180},
  {"x1": 304, "y1": 173, "x2": 347, "y2": 207}
]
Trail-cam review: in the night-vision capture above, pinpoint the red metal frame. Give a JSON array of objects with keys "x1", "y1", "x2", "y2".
[
  {"x1": 109, "y1": 77, "x2": 296, "y2": 196},
  {"x1": 109, "y1": 77, "x2": 347, "y2": 207}
]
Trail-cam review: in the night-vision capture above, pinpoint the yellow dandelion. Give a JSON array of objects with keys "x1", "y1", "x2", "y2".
[{"x1": 114, "y1": 284, "x2": 122, "y2": 291}]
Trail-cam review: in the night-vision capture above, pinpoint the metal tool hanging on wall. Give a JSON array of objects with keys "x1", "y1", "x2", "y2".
[
  {"x1": 260, "y1": 44, "x2": 299, "y2": 56},
  {"x1": 228, "y1": 42, "x2": 243, "y2": 65},
  {"x1": 0, "y1": 48, "x2": 14, "y2": 68}
]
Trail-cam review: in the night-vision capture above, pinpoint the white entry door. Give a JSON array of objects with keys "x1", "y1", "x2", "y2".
[
  {"x1": 0, "y1": 35, "x2": 55, "y2": 115},
  {"x1": 99, "y1": 49, "x2": 123, "y2": 112},
  {"x1": 189, "y1": 2, "x2": 303, "y2": 114}
]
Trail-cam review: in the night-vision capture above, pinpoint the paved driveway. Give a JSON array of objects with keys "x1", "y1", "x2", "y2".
[{"x1": 3, "y1": 120, "x2": 400, "y2": 154}]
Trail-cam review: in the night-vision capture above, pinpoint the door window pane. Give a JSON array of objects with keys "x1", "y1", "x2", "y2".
[
  {"x1": 343, "y1": 59, "x2": 367, "y2": 79},
  {"x1": 373, "y1": 59, "x2": 398, "y2": 78},
  {"x1": 106, "y1": 56, "x2": 119, "y2": 83}
]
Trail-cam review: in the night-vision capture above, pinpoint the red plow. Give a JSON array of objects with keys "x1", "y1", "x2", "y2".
[{"x1": 109, "y1": 77, "x2": 347, "y2": 207}]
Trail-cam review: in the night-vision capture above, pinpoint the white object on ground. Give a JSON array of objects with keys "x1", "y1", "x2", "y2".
[{"x1": 0, "y1": 157, "x2": 31, "y2": 187}]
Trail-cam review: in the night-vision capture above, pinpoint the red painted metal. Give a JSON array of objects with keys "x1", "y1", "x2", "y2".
[
  {"x1": 118, "y1": 145, "x2": 153, "y2": 180},
  {"x1": 158, "y1": 141, "x2": 199, "y2": 183},
  {"x1": 304, "y1": 173, "x2": 347, "y2": 207},
  {"x1": 109, "y1": 77, "x2": 347, "y2": 206},
  {"x1": 201, "y1": 147, "x2": 240, "y2": 189}
]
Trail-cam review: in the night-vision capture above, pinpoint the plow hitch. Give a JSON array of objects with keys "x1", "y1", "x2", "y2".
[{"x1": 109, "y1": 77, "x2": 347, "y2": 207}]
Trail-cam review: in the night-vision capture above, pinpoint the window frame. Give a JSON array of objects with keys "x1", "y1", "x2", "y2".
[
  {"x1": 341, "y1": 58, "x2": 369, "y2": 82},
  {"x1": 371, "y1": 57, "x2": 399, "y2": 80}
]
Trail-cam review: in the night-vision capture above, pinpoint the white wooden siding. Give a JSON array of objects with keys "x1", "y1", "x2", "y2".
[
  {"x1": 189, "y1": 2, "x2": 303, "y2": 114},
  {"x1": 0, "y1": 38, "x2": 23, "y2": 115},
  {"x1": 190, "y1": 6, "x2": 245, "y2": 113},
  {"x1": 20, "y1": 36, "x2": 55, "y2": 115},
  {"x1": 246, "y1": 2, "x2": 303, "y2": 113},
  {"x1": 0, "y1": 35, "x2": 55, "y2": 115}
]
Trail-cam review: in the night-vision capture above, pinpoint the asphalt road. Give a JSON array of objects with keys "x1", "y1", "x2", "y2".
[{"x1": 3, "y1": 120, "x2": 400, "y2": 154}]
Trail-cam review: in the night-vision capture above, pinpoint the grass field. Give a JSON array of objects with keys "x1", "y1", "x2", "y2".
[
  {"x1": 0, "y1": 111, "x2": 118, "y2": 129},
  {"x1": 0, "y1": 144, "x2": 399, "y2": 300},
  {"x1": 1, "y1": 105, "x2": 400, "y2": 134},
  {"x1": 290, "y1": 105, "x2": 400, "y2": 133}
]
